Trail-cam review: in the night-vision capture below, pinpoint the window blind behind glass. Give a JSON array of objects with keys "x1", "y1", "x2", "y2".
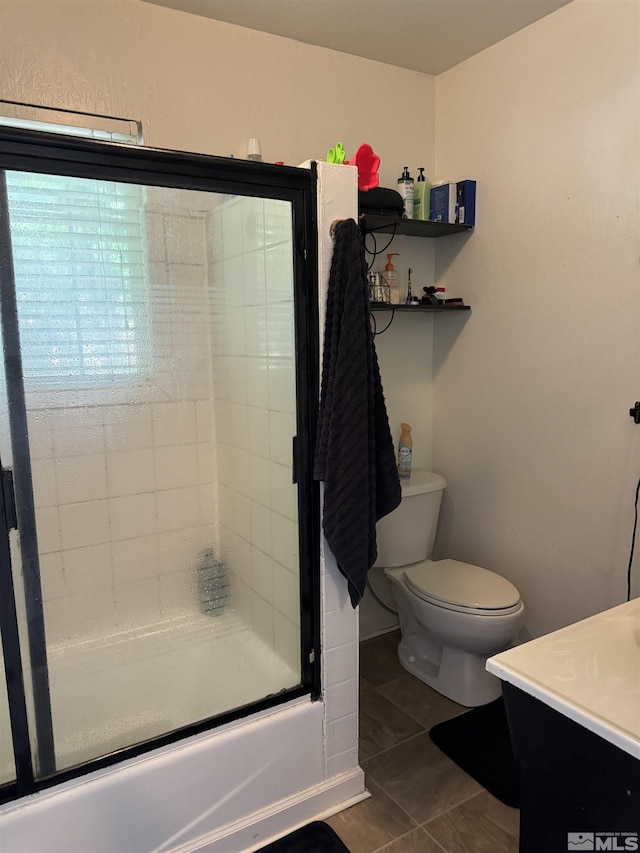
[{"x1": 6, "y1": 172, "x2": 146, "y2": 386}]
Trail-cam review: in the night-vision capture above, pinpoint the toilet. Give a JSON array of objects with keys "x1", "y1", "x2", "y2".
[{"x1": 374, "y1": 470, "x2": 524, "y2": 707}]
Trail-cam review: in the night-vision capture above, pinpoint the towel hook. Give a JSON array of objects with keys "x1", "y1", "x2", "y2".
[{"x1": 329, "y1": 218, "x2": 345, "y2": 239}]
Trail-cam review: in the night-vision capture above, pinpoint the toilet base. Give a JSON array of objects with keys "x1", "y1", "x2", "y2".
[
  {"x1": 384, "y1": 565, "x2": 522, "y2": 708},
  {"x1": 397, "y1": 635, "x2": 503, "y2": 707}
]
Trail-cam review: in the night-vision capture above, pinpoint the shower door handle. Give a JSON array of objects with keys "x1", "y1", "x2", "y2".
[
  {"x1": 292, "y1": 436, "x2": 298, "y2": 484},
  {"x1": 1, "y1": 467, "x2": 17, "y2": 531}
]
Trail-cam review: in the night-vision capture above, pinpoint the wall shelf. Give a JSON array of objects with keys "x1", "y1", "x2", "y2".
[
  {"x1": 369, "y1": 303, "x2": 470, "y2": 313},
  {"x1": 359, "y1": 214, "x2": 473, "y2": 238}
]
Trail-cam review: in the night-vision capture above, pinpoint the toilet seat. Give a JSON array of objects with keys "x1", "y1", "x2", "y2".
[{"x1": 404, "y1": 559, "x2": 522, "y2": 616}]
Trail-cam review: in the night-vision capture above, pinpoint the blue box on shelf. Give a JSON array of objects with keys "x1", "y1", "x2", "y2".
[
  {"x1": 456, "y1": 180, "x2": 476, "y2": 226},
  {"x1": 430, "y1": 182, "x2": 457, "y2": 223}
]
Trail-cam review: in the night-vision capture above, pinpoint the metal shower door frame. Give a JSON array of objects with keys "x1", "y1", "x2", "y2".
[{"x1": 0, "y1": 126, "x2": 320, "y2": 804}]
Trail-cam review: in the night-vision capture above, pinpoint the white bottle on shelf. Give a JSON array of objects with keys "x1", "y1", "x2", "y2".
[{"x1": 397, "y1": 167, "x2": 414, "y2": 219}]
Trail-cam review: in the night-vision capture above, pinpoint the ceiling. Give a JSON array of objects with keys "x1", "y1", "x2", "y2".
[{"x1": 141, "y1": 0, "x2": 572, "y2": 75}]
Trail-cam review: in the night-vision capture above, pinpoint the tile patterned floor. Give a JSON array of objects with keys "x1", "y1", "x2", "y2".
[{"x1": 326, "y1": 631, "x2": 520, "y2": 853}]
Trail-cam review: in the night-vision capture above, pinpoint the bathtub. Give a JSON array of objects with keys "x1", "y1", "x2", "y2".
[
  {"x1": 0, "y1": 608, "x2": 299, "y2": 780},
  {"x1": 0, "y1": 600, "x2": 363, "y2": 853}
]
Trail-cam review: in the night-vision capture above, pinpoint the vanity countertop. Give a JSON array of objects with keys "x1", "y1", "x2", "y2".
[{"x1": 487, "y1": 597, "x2": 640, "y2": 759}]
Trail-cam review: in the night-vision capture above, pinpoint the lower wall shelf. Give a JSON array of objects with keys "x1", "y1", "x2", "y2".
[{"x1": 369, "y1": 303, "x2": 471, "y2": 313}]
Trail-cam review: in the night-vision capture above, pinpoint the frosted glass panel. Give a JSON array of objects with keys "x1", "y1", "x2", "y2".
[
  {"x1": 211, "y1": 196, "x2": 300, "y2": 676},
  {"x1": 1, "y1": 176, "x2": 301, "y2": 774}
]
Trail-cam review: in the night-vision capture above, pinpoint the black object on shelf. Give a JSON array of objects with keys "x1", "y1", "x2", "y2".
[
  {"x1": 369, "y1": 303, "x2": 470, "y2": 313},
  {"x1": 358, "y1": 188, "x2": 404, "y2": 217},
  {"x1": 359, "y1": 213, "x2": 473, "y2": 238}
]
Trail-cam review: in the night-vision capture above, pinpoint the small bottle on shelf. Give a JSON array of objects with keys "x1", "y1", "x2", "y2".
[{"x1": 385, "y1": 253, "x2": 400, "y2": 304}]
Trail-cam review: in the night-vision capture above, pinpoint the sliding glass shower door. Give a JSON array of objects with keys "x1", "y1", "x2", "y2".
[{"x1": 0, "y1": 130, "x2": 318, "y2": 799}]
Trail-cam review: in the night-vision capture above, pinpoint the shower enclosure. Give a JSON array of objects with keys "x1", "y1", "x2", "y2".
[{"x1": 0, "y1": 127, "x2": 319, "y2": 802}]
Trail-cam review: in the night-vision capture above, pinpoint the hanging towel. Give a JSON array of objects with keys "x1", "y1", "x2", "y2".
[{"x1": 314, "y1": 218, "x2": 401, "y2": 607}]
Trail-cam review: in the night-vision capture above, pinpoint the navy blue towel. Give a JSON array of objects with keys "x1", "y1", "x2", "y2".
[{"x1": 313, "y1": 218, "x2": 401, "y2": 607}]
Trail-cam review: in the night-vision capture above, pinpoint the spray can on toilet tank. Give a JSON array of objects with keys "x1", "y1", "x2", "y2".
[{"x1": 397, "y1": 423, "x2": 413, "y2": 479}]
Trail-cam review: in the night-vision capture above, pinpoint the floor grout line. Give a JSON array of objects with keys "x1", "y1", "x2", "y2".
[
  {"x1": 420, "y1": 788, "x2": 486, "y2": 828},
  {"x1": 364, "y1": 775, "x2": 419, "y2": 832},
  {"x1": 368, "y1": 685, "x2": 432, "y2": 730},
  {"x1": 421, "y1": 824, "x2": 451, "y2": 853},
  {"x1": 363, "y1": 764, "x2": 486, "y2": 846},
  {"x1": 360, "y1": 721, "x2": 430, "y2": 764},
  {"x1": 370, "y1": 825, "x2": 438, "y2": 853}
]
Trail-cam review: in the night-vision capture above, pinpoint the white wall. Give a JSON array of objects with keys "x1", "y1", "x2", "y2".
[
  {"x1": 432, "y1": 0, "x2": 640, "y2": 638},
  {"x1": 0, "y1": 0, "x2": 435, "y2": 188}
]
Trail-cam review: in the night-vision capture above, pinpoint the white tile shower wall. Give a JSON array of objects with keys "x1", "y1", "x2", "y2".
[
  {"x1": 319, "y1": 513, "x2": 359, "y2": 780},
  {"x1": 312, "y1": 162, "x2": 360, "y2": 779},
  {"x1": 26, "y1": 191, "x2": 221, "y2": 645},
  {"x1": 210, "y1": 195, "x2": 301, "y2": 671}
]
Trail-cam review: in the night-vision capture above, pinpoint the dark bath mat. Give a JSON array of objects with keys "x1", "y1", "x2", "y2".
[
  {"x1": 429, "y1": 697, "x2": 521, "y2": 808},
  {"x1": 256, "y1": 821, "x2": 350, "y2": 853}
]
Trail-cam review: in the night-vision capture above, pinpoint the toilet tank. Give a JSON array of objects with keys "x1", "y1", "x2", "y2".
[{"x1": 373, "y1": 470, "x2": 447, "y2": 568}]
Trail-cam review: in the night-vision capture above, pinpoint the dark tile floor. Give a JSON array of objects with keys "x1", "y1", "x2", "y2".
[{"x1": 326, "y1": 631, "x2": 520, "y2": 853}]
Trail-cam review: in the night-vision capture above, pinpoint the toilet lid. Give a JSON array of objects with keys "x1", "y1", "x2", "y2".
[{"x1": 404, "y1": 559, "x2": 521, "y2": 611}]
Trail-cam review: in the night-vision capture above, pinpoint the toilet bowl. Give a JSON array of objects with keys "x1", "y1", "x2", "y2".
[{"x1": 373, "y1": 471, "x2": 524, "y2": 707}]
